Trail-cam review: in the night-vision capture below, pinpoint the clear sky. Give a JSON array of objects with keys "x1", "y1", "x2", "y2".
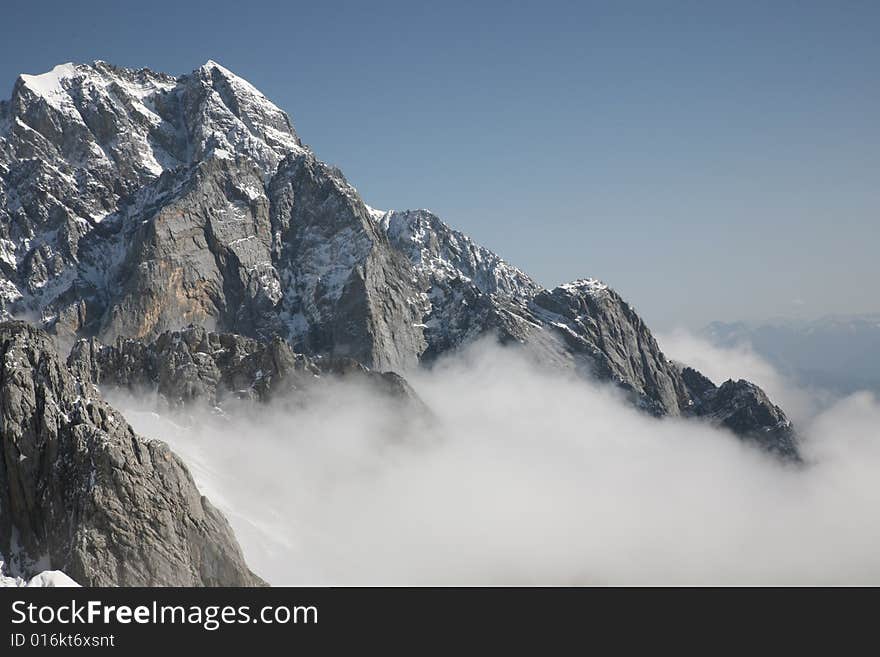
[{"x1": 1, "y1": 0, "x2": 877, "y2": 328}]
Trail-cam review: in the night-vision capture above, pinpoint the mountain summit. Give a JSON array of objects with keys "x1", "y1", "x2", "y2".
[{"x1": 0, "y1": 60, "x2": 796, "y2": 458}]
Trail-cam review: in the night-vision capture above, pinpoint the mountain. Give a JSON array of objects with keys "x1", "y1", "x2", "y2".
[
  {"x1": 703, "y1": 315, "x2": 880, "y2": 396},
  {"x1": 68, "y1": 324, "x2": 425, "y2": 411},
  {"x1": 0, "y1": 60, "x2": 797, "y2": 448},
  {"x1": 0, "y1": 321, "x2": 263, "y2": 586},
  {"x1": 0, "y1": 60, "x2": 804, "y2": 583},
  {"x1": 0, "y1": 59, "x2": 424, "y2": 373}
]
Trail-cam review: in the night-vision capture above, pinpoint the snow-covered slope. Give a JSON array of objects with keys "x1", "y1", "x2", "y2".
[
  {"x1": 383, "y1": 208, "x2": 540, "y2": 300},
  {"x1": 1, "y1": 558, "x2": 79, "y2": 587},
  {"x1": 0, "y1": 60, "x2": 303, "y2": 340}
]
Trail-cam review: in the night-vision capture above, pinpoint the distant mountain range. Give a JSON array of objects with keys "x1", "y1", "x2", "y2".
[{"x1": 703, "y1": 315, "x2": 880, "y2": 396}]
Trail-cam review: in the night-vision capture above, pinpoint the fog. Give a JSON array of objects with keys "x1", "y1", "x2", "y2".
[
  {"x1": 111, "y1": 335, "x2": 880, "y2": 585},
  {"x1": 657, "y1": 328, "x2": 837, "y2": 424}
]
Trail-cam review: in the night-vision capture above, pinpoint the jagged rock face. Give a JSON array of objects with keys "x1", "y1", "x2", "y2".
[
  {"x1": 383, "y1": 209, "x2": 687, "y2": 415},
  {"x1": 267, "y1": 155, "x2": 425, "y2": 372},
  {"x1": 679, "y1": 367, "x2": 799, "y2": 459},
  {"x1": 0, "y1": 60, "x2": 301, "y2": 343},
  {"x1": 382, "y1": 208, "x2": 540, "y2": 361},
  {"x1": 68, "y1": 325, "x2": 423, "y2": 410},
  {"x1": 383, "y1": 208, "x2": 541, "y2": 301},
  {"x1": 382, "y1": 209, "x2": 799, "y2": 454},
  {"x1": 530, "y1": 280, "x2": 689, "y2": 416},
  {"x1": 1, "y1": 60, "x2": 798, "y2": 456},
  {"x1": 0, "y1": 61, "x2": 424, "y2": 372},
  {"x1": 0, "y1": 321, "x2": 263, "y2": 585},
  {"x1": 97, "y1": 155, "x2": 282, "y2": 343}
]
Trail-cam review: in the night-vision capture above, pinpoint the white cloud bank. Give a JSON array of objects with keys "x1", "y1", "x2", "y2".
[{"x1": 113, "y1": 335, "x2": 880, "y2": 585}]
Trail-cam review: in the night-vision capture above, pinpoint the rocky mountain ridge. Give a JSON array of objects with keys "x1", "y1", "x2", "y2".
[
  {"x1": 68, "y1": 324, "x2": 423, "y2": 410},
  {"x1": 0, "y1": 59, "x2": 799, "y2": 448},
  {"x1": 0, "y1": 60, "x2": 803, "y2": 584}
]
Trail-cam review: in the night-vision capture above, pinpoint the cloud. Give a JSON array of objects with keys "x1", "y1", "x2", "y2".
[
  {"x1": 656, "y1": 328, "x2": 824, "y2": 423},
  {"x1": 111, "y1": 337, "x2": 880, "y2": 585}
]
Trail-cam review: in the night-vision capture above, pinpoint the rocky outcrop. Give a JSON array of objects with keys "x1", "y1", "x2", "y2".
[
  {"x1": 266, "y1": 154, "x2": 426, "y2": 372},
  {"x1": 68, "y1": 325, "x2": 423, "y2": 410},
  {"x1": 381, "y1": 208, "x2": 539, "y2": 363},
  {"x1": 96, "y1": 155, "x2": 281, "y2": 345},
  {"x1": 382, "y1": 211, "x2": 684, "y2": 414},
  {"x1": 679, "y1": 366, "x2": 799, "y2": 459},
  {"x1": 529, "y1": 279, "x2": 690, "y2": 416},
  {"x1": 0, "y1": 321, "x2": 264, "y2": 585},
  {"x1": 0, "y1": 60, "x2": 303, "y2": 347}
]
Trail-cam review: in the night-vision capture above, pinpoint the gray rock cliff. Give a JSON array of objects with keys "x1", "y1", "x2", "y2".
[
  {"x1": 68, "y1": 325, "x2": 424, "y2": 410},
  {"x1": 0, "y1": 321, "x2": 263, "y2": 585}
]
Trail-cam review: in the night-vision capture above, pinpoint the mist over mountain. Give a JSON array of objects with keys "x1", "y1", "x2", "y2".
[
  {"x1": 703, "y1": 315, "x2": 880, "y2": 397},
  {"x1": 111, "y1": 339, "x2": 880, "y2": 586},
  {"x1": 0, "y1": 60, "x2": 871, "y2": 585}
]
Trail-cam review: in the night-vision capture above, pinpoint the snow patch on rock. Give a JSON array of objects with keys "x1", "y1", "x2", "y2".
[{"x1": 0, "y1": 558, "x2": 80, "y2": 587}]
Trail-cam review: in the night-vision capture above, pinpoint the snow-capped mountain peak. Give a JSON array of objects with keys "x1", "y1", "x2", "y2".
[
  {"x1": 185, "y1": 58, "x2": 304, "y2": 168},
  {"x1": 17, "y1": 62, "x2": 79, "y2": 108},
  {"x1": 0, "y1": 60, "x2": 311, "y2": 323},
  {"x1": 0, "y1": 59, "x2": 798, "y2": 456},
  {"x1": 384, "y1": 208, "x2": 541, "y2": 300}
]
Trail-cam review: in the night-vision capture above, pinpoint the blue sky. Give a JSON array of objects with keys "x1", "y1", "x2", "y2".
[{"x1": 1, "y1": 0, "x2": 877, "y2": 328}]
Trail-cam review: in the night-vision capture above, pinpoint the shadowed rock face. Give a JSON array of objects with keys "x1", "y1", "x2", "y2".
[
  {"x1": 68, "y1": 325, "x2": 424, "y2": 411},
  {"x1": 383, "y1": 211, "x2": 689, "y2": 416},
  {"x1": 0, "y1": 321, "x2": 264, "y2": 586},
  {"x1": 0, "y1": 61, "x2": 424, "y2": 372},
  {"x1": 0, "y1": 60, "x2": 798, "y2": 458},
  {"x1": 679, "y1": 366, "x2": 799, "y2": 460},
  {"x1": 384, "y1": 213, "x2": 800, "y2": 457},
  {"x1": 530, "y1": 280, "x2": 689, "y2": 416}
]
